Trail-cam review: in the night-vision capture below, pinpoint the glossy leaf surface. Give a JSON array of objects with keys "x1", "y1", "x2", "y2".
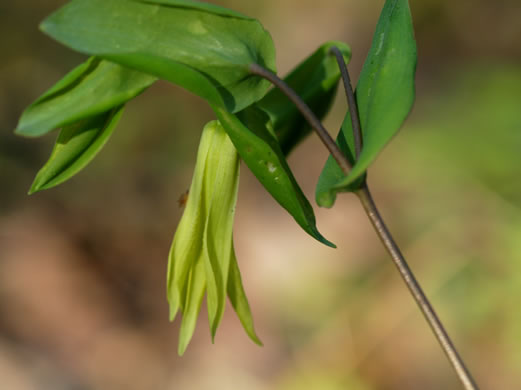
[
  {"x1": 258, "y1": 41, "x2": 351, "y2": 155},
  {"x1": 41, "y1": 0, "x2": 276, "y2": 113},
  {"x1": 16, "y1": 57, "x2": 155, "y2": 137},
  {"x1": 29, "y1": 106, "x2": 124, "y2": 194},
  {"x1": 316, "y1": 0, "x2": 416, "y2": 207},
  {"x1": 213, "y1": 105, "x2": 334, "y2": 248}
]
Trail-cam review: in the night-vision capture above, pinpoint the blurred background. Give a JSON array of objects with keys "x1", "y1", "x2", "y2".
[{"x1": 1, "y1": 1, "x2": 521, "y2": 389}]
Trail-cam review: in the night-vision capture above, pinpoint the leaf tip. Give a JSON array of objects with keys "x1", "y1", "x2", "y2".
[
  {"x1": 28, "y1": 174, "x2": 58, "y2": 194},
  {"x1": 28, "y1": 176, "x2": 47, "y2": 195},
  {"x1": 38, "y1": 17, "x2": 53, "y2": 34},
  {"x1": 313, "y1": 229, "x2": 336, "y2": 248},
  {"x1": 27, "y1": 186, "x2": 39, "y2": 196},
  {"x1": 323, "y1": 239, "x2": 337, "y2": 249},
  {"x1": 315, "y1": 192, "x2": 336, "y2": 209},
  {"x1": 14, "y1": 125, "x2": 37, "y2": 138}
]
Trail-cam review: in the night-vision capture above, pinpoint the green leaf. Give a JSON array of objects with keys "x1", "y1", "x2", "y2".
[
  {"x1": 40, "y1": 0, "x2": 276, "y2": 113},
  {"x1": 16, "y1": 57, "x2": 155, "y2": 137},
  {"x1": 142, "y1": 0, "x2": 252, "y2": 19},
  {"x1": 316, "y1": 0, "x2": 416, "y2": 207},
  {"x1": 228, "y1": 245, "x2": 262, "y2": 346},
  {"x1": 29, "y1": 106, "x2": 124, "y2": 194},
  {"x1": 258, "y1": 41, "x2": 351, "y2": 155},
  {"x1": 213, "y1": 105, "x2": 335, "y2": 248}
]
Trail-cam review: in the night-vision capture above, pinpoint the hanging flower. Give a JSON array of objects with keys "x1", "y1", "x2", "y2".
[{"x1": 167, "y1": 120, "x2": 261, "y2": 355}]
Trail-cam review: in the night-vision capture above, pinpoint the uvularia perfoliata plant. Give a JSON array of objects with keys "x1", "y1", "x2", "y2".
[{"x1": 15, "y1": 0, "x2": 418, "y2": 356}]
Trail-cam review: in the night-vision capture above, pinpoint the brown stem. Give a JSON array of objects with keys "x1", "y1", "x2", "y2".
[
  {"x1": 248, "y1": 63, "x2": 352, "y2": 175},
  {"x1": 333, "y1": 49, "x2": 480, "y2": 390},
  {"x1": 356, "y1": 184, "x2": 479, "y2": 390},
  {"x1": 249, "y1": 59, "x2": 480, "y2": 390},
  {"x1": 330, "y1": 46, "x2": 363, "y2": 159}
]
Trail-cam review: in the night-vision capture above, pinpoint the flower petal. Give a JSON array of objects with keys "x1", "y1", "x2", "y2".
[
  {"x1": 201, "y1": 121, "x2": 240, "y2": 340},
  {"x1": 178, "y1": 255, "x2": 206, "y2": 356},
  {"x1": 228, "y1": 244, "x2": 262, "y2": 346},
  {"x1": 167, "y1": 122, "x2": 213, "y2": 320}
]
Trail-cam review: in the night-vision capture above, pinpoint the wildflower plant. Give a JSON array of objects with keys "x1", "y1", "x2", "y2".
[{"x1": 15, "y1": 0, "x2": 480, "y2": 388}]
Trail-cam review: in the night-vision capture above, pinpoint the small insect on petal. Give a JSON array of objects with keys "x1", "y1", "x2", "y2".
[{"x1": 178, "y1": 190, "x2": 189, "y2": 208}]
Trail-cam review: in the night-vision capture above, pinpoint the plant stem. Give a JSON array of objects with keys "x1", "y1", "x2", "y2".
[
  {"x1": 250, "y1": 59, "x2": 479, "y2": 390},
  {"x1": 333, "y1": 50, "x2": 480, "y2": 390},
  {"x1": 329, "y1": 46, "x2": 363, "y2": 159},
  {"x1": 248, "y1": 63, "x2": 352, "y2": 174},
  {"x1": 356, "y1": 184, "x2": 479, "y2": 390},
  {"x1": 250, "y1": 59, "x2": 480, "y2": 390}
]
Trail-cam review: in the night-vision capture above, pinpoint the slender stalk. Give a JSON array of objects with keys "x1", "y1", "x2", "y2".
[
  {"x1": 330, "y1": 46, "x2": 363, "y2": 158},
  {"x1": 356, "y1": 184, "x2": 479, "y2": 390},
  {"x1": 248, "y1": 63, "x2": 352, "y2": 174},
  {"x1": 250, "y1": 58, "x2": 480, "y2": 390},
  {"x1": 333, "y1": 50, "x2": 480, "y2": 390}
]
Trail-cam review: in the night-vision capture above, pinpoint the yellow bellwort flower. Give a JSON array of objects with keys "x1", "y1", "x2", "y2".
[{"x1": 167, "y1": 120, "x2": 261, "y2": 355}]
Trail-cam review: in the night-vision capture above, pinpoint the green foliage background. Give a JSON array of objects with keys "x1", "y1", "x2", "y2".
[{"x1": 1, "y1": 1, "x2": 520, "y2": 389}]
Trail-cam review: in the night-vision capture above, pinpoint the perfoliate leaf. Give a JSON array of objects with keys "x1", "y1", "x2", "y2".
[
  {"x1": 40, "y1": 0, "x2": 276, "y2": 113},
  {"x1": 315, "y1": 129, "x2": 365, "y2": 208},
  {"x1": 316, "y1": 0, "x2": 416, "y2": 207},
  {"x1": 213, "y1": 105, "x2": 335, "y2": 248},
  {"x1": 29, "y1": 106, "x2": 124, "y2": 194},
  {"x1": 16, "y1": 57, "x2": 155, "y2": 137},
  {"x1": 258, "y1": 41, "x2": 351, "y2": 155}
]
